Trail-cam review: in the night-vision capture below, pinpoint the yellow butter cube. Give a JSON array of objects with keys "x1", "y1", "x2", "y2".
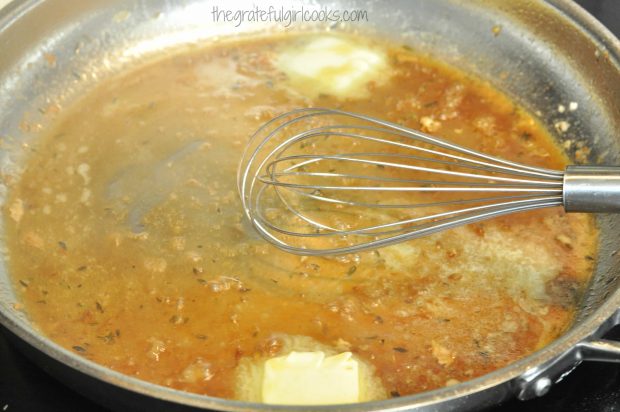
[{"x1": 262, "y1": 351, "x2": 359, "y2": 405}]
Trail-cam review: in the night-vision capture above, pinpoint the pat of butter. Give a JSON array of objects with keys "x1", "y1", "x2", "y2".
[
  {"x1": 276, "y1": 36, "x2": 388, "y2": 99},
  {"x1": 262, "y1": 351, "x2": 359, "y2": 405}
]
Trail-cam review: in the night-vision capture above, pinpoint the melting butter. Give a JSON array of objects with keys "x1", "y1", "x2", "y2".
[
  {"x1": 262, "y1": 351, "x2": 359, "y2": 405},
  {"x1": 234, "y1": 335, "x2": 387, "y2": 404},
  {"x1": 276, "y1": 36, "x2": 389, "y2": 99}
]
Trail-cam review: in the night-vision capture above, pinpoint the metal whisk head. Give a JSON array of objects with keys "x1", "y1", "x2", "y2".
[{"x1": 238, "y1": 108, "x2": 616, "y2": 255}]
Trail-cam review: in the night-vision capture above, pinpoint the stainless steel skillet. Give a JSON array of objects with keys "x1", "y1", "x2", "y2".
[{"x1": 0, "y1": 0, "x2": 619, "y2": 410}]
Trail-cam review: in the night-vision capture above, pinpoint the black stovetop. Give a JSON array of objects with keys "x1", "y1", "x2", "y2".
[{"x1": 1, "y1": 1, "x2": 619, "y2": 411}]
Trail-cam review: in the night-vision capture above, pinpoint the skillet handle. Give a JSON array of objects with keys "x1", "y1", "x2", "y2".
[
  {"x1": 577, "y1": 305, "x2": 620, "y2": 361},
  {"x1": 577, "y1": 339, "x2": 620, "y2": 362},
  {"x1": 517, "y1": 310, "x2": 620, "y2": 400}
]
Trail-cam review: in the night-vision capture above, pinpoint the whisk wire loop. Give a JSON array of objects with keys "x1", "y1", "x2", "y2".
[{"x1": 238, "y1": 108, "x2": 618, "y2": 255}]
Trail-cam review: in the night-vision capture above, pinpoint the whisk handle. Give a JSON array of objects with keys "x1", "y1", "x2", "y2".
[{"x1": 563, "y1": 166, "x2": 620, "y2": 212}]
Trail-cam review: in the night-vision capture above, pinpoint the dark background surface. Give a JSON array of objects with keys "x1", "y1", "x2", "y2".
[{"x1": 1, "y1": 0, "x2": 620, "y2": 411}]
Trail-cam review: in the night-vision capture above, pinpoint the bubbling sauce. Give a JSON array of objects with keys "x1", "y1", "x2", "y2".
[{"x1": 4, "y1": 32, "x2": 597, "y2": 401}]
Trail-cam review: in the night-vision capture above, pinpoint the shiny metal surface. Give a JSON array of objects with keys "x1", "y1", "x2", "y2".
[
  {"x1": 564, "y1": 165, "x2": 620, "y2": 212},
  {"x1": 240, "y1": 108, "x2": 620, "y2": 255},
  {"x1": 0, "y1": 0, "x2": 619, "y2": 411}
]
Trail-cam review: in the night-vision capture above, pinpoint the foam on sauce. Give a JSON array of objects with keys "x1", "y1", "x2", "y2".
[{"x1": 4, "y1": 32, "x2": 597, "y2": 401}]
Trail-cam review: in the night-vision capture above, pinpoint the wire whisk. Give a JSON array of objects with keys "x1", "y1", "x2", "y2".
[{"x1": 238, "y1": 108, "x2": 620, "y2": 255}]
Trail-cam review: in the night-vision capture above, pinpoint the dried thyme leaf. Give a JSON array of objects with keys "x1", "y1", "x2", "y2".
[{"x1": 97, "y1": 332, "x2": 116, "y2": 344}]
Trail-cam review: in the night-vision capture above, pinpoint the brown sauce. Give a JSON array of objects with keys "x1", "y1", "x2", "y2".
[{"x1": 4, "y1": 32, "x2": 597, "y2": 400}]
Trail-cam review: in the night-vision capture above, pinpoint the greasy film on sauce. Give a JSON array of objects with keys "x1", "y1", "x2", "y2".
[{"x1": 4, "y1": 32, "x2": 597, "y2": 404}]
